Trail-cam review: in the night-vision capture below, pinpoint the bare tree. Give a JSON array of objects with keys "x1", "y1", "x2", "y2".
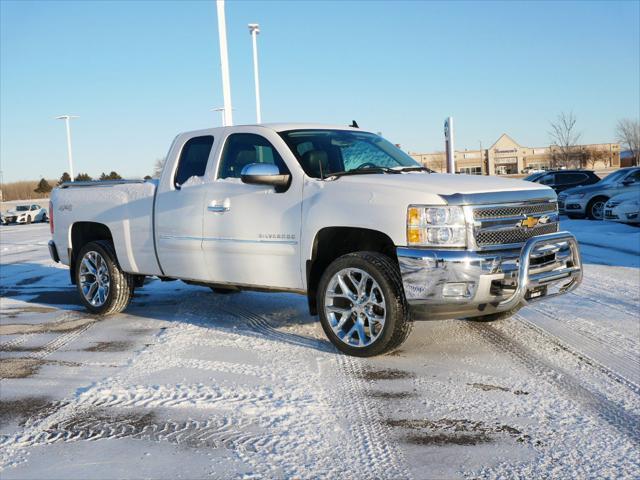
[
  {"x1": 615, "y1": 118, "x2": 640, "y2": 166},
  {"x1": 581, "y1": 147, "x2": 609, "y2": 169},
  {"x1": 548, "y1": 111, "x2": 582, "y2": 168},
  {"x1": 152, "y1": 157, "x2": 166, "y2": 179}
]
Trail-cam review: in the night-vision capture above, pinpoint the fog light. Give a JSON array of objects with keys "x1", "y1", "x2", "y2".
[{"x1": 442, "y1": 282, "x2": 470, "y2": 297}]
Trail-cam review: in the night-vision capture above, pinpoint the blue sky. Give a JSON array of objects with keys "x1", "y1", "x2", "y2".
[{"x1": 1, "y1": 0, "x2": 639, "y2": 182}]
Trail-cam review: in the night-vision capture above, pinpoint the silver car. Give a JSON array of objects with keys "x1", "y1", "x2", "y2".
[{"x1": 558, "y1": 167, "x2": 640, "y2": 220}]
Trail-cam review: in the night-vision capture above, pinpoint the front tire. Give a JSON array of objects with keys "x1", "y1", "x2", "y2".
[
  {"x1": 317, "y1": 252, "x2": 412, "y2": 357},
  {"x1": 587, "y1": 196, "x2": 607, "y2": 220},
  {"x1": 75, "y1": 241, "x2": 134, "y2": 315}
]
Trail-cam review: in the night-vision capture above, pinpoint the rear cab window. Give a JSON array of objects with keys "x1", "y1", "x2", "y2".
[{"x1": 174, "y1": 136, "x2": 214, "y2": 188}]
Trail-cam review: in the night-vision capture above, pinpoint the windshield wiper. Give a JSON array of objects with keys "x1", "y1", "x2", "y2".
[
  {"x1": 393, "y1": 166, "x2": 433, "y2": 173},
  {"x1": 326, "y1": 167, "x2": 402, "y2": 179}
]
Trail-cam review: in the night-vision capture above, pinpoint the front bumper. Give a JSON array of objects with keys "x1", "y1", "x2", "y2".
[
  {"x1": 558, "y1": 197, "x2": 586, "y2": 215},
  {"x1": 606, "y1": 204, "x2": 640, "y2": 223},
  {"x1": 397, "y1": 231, "x2": 582, "y2": 320}
]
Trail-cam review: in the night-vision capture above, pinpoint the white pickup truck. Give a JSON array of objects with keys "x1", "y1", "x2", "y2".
[{"x1": 49, "y1": 124, "x2": 583, "y2": 356}]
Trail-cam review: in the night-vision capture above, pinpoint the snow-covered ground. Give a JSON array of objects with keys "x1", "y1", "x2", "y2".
[{"x1": 1, "y1": 220, "x2": 638, "y2": 479}]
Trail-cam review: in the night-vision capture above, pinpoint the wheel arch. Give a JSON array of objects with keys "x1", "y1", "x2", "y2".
[
  {"x1": 305, "y1": 226, "x2": 397, "y2": 315},
  {"x1": 69, "y1": 222, "x2": 115, "y2": 284}
]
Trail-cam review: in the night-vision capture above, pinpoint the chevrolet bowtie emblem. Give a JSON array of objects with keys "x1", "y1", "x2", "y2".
[{"x1": 520, "y1": 216, "x2": 539, "y2": 229}]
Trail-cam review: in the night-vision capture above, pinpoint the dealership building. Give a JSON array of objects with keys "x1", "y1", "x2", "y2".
[{"x1": 409, "y1": 133, "x2": 620, "y2": 175}]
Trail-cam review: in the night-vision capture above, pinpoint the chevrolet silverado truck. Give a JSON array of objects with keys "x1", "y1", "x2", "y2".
[{"x1": 49, "y1": 124, "x2": 583, "y2": 356}]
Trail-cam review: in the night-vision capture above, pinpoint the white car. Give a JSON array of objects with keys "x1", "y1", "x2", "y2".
[
  {"x1": 49, "y1": 123, "x2": 582, "y2": 356},
  {"x1": 604, "y1": 191, "x2": 640, "y2": 225},
  {"x1": 4, "y1": 204, "x2": 48, "y2": 224}
]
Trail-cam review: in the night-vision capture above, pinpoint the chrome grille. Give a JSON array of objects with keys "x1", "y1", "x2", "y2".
[
  {"x1": 475, "y1": 223, "x2": 558, "y2": 247},
  {"x1": 473, "y1": 202, "x2": 557, "y2": 219},
  {"x1": 471, "y1": 201, "x2": 559, "y2": 249}
]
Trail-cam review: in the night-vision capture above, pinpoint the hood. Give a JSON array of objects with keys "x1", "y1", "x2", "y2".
[
  {"x1": 331, "y1": 172, "x2": 555, "y2": 204},
  {"x1": 610, "y1": 191, "x2": 640, "y2": 203},
  {"x1": 560, "y1": 183, "x2": 601, "y2": 197}
]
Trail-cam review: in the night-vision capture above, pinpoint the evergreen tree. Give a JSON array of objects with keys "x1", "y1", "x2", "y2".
[
  {"x1": 58, "y1": 172, "x2": 71, "y2": 186},
  {"x1": 75, "y1": 173, "x2": 92, "y2": 181},
  {"x1": 34, "y1": 178, "x2": 53, "y2": 194}
]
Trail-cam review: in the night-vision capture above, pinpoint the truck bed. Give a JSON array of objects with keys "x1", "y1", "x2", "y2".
[{"x1": 50, "y1": 179, "x2": 162, "y2": 276}]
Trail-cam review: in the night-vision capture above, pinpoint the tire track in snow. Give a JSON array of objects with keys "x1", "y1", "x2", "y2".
[
  {"x1": 1, "y1": 409, "x2": 266, "y2": 454},
  {"x1": 335, "y1": 353, "x2": 412, "y2": 480},
  {"x1": 517, "y1": 309, "x2": 640, "y2": 392},
  {"x1": 224, "y1": 303, "x2": 411, "y2": 479},
  {"x1": 0, "y1": 316, "x2": 96, "y2": 380},
  {"x1": 469, "y1": 322, "x2": 640, "y2": 444},
  {"x1": 225, "y1": 306, "x2": 411, "y2": 478}
]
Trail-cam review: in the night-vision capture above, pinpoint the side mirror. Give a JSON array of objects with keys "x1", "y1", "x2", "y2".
[{"x1": 241, "y1": 163, "x2": 290, "y2": 189}]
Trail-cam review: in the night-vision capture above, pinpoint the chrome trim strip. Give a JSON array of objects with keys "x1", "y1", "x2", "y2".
[
  {"x1": 442, "y1": 190, "x2": 557, "y2": 206},
  {"x1": 158, "y1": 234, "x2": 298, "y2": 245}
]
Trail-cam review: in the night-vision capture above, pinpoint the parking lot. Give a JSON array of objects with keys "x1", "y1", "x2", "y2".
[{"x1": 1, "y1": 220, "x2": 639, "y2": 478}]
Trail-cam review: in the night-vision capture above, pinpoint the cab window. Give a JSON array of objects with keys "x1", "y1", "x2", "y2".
[
  {"x1": 174, "y1": 136, "x2": 214, "y2": 188},
  {"x1": 218, "y1": 133, "x2": 289, "y2": 179},
  {"x1": 624, "y1": 170, "x2": 640, "y2": 184},
  {"x1": 556, "y1": 173, "x2": 586, "y2": 185},
  {"x1": 539, "y1": 174, "x2": 555, "y2": 185}
]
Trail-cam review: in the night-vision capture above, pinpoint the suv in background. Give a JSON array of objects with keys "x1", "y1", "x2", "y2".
[
  {"x1": 524, "y1": 169, "x2": 600, "y2": 194},
  {"x1": 558, "y1": 167, "x2": 640, "y2": 220}
]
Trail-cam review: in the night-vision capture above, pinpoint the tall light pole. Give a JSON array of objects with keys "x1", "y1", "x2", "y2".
[
  {"x1": 211, "y1": 106, "x2": 235, "y2": 126},
  {"x1": 216, "y1": 0, "x2": 233, "y2": 126},
  {"x1": 444, "y1": 116, "x2": 455, "y2": 174},
  {"x1": 56, "y1": 115, "x2": 79, "y2": 181},
  {"x1": 248, "y1": 23, "x2": 262, "y2": 123}
]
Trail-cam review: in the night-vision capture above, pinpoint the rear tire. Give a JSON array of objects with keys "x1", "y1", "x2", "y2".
[
  {"x1": 317, "y1": 252, "x2": 412, "y2": 357},
  {"x1": 75, "y1": 241, "x2": 134, "y2": 315}
]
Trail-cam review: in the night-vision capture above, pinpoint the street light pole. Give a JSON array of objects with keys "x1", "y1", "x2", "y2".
[
  {"x1": 216, "y1": 0, "x2": 233, "y2": 126},
  {"x1": 248, "y1": 23, "x2": 261, "y2": 123},
  {"x1": 56, "y1": 115, "x2": 78, "y2": 181}
]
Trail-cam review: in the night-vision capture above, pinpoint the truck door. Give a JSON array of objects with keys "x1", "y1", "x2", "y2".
[
  {"x1": 201, "y1": 128, "x2": 303, "y2": 290},
  {"x1": 154, "y1": 134, "x2": 215, "y2": 281}
]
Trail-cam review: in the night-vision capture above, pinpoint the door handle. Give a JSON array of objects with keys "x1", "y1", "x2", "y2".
[{"x1": 208, "y1": 205, "x2": 229, "y2": 213}]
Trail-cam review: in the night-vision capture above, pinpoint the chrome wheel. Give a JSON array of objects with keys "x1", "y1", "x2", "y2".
[
  {"x1": 591, "y1": 200, "x2": 605, "y2": 220},
  {"x1": 324, "y1": 268, "x2": 386, "y2": 348},
  {"x1": 79, "y1": 250, "x2": 110, "y2": 307}
]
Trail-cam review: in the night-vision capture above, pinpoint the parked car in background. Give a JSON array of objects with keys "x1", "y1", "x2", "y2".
[
  {"x1": 604, "y1": 191, "x2": 640, "y2": 225},
  {"x1": 524, "y1": 169, "x2": 600, "y2": 194},
  {"x1": 522, "y1": 166, "x2": 546, "y2": 174},
  {"x1": 558, "y1": 167, "x2": 640, "y2": 220},
  {"x1": 3, "y1": 204, "x2": 48, "y2": 224}
]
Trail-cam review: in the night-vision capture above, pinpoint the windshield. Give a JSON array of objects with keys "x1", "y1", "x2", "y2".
[
  {"x1": 16, "y1": 206, "x2": 29, "y2": 211},
  {"x1": 598, "y1": 169, "x2": 631, "y2": 185},
  {"x1": 279, "y1": 129, "x2": 420, "y2": 178},
  {"x1": 524, "y1": 172, "x2": 545, "y2": 182}
]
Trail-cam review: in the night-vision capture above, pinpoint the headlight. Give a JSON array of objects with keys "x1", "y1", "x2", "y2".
[
  {"x1": 407, "y1": 206, "x2": 466, "y2": 247},
  {"x1": 567, "y1": 193, "x2": 585, "y2": 200}
]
